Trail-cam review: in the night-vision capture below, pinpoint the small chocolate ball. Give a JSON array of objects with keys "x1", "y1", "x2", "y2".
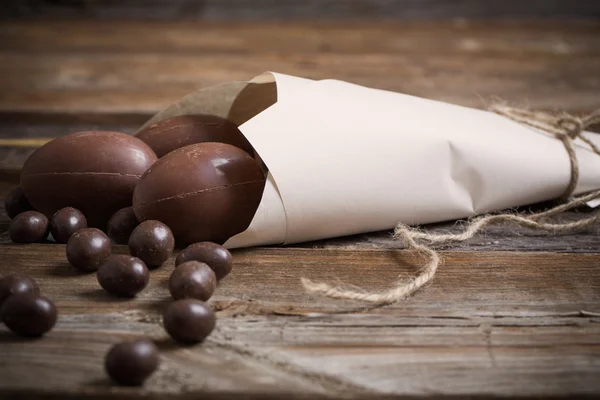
[
  {"x1": 169, "y1": 261, "x2": 217, "y2": 301},
  {"x1": 105, "y1": 338, "x2": 159, "y2": 386},
  {"x1": 4, "y1": 186, "x2": 33, "y2": 219},
  {"x1": 50, "y1": 207, "x2": 87, "y2": 243},
  {"x1": 9, "y1": 211, "x2": 49, "y2": 243},
  {"x1": 66, "y1": 228, "x2": 111, "y2": 272},
  {"x1": 128, "y1": 220, "x2": 174, "y2": 268},
  {"x1": 1, "y1": 294, "x2": 57, "y2": 337},
  {"x1": 175, "y1": 242, "x2": 233, "y2": 280},
  {"x1": 97, "y1": 255, "x2": 149, "y2": 297},
  {"x1": 0, "y1": 274, "x2": 40, "y2": 306},
  {"x1": 163, "y1": 299, "x2": 216, "y2": 344},
  {"x1": 107, "y1": 207, "x2": 139, "y2": 245}
]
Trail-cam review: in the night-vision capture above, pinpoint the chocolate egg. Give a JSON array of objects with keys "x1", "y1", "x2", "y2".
[
  {"x1": 136, "y1": 115, "x2": 254, "y2": 158},
  {"x1": 133, "y1": 143, "x2": 265, "y2": 245},
  {"x1": 21, "y1": 131, "x2": 157, "y2": 228}
]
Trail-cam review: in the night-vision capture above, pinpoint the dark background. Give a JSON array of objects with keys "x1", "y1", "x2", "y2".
[{"x1": 3, "y1": 0, "x2": 600, "y2": 20}]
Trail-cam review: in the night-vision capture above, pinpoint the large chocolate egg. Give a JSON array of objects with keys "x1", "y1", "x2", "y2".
[
  {"x1": 21, "y1": 131, "x2": 157, "y2": 229},
  {"x1": 133, "y1": 143, "x2": 265, "y2": 245},
  {"x1": 136, "y1": 115, "x2": 254, "y2": 158}
]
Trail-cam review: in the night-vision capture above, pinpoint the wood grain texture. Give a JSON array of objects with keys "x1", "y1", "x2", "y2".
[
  {"x1": 0, "y1": 20, "x2": 599, "y2": 119},
  {"x1": 3, "y1": 0, "x2": 600, "y2": 20},
  {"x1": 3, "y1": 20, "x2": 600, "y2": 55},
  {"x1": 0, "y1": 244, "x2": 599, "y2": 398},
  {"x1": 2, "y1": 18, "x2": 600, "y2": 398}
]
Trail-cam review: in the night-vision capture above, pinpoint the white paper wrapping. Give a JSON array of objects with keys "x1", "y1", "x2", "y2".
[{"x1": 138, "y1": 72, "x2": 600, "y2": 249}]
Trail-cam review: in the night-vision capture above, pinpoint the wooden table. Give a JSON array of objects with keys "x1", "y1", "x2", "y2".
[{"x1": 1, "y1": 19, "x2": 599, "y2": 399}]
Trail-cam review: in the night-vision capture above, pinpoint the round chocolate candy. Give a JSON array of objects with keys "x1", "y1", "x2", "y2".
[
  {"x1": 133, "y1": 143, "x2": 266, "y2": 245},
  {"x1": 107, "y1": 207, "x2": 139, "y2": 245},
  {"x1": 105, "y1": 338, "x2": 159, "y2": 386},
  {"x1": 9, "y1": 211, "x2": 49, "y2": 243},
  {"x1": 136, "y1": 115, "x2": 254, "y2": 158},
  {"x1": 169, "y1": 261, "x2": 217, "y2": 301},
  {"x1": 50, "y1": 207, "x2": 87, "y2": 243},
  {"x1": 163, "y1": 299, "x2": 216, "y2": 343},
  {"x1": 66, "y1": 228, "x2": 111, "y2": 272},
  {"x1": 175, "y1": 242, "x2": 233, "y2": 281},
  {"x1": 1, "y1": 294, "x2": 57, "y2": 337},
  {"x1": 21, "y1": 131, "x2": 157, "y2": 229},
  {"x1": 5, "y1": 186, "x2": 33, "y2": 219},
  {"x1": 0, "y1": 274, "x2": 40, "y2": 306},
  {"x1": 97, "y1": 255, "x2": 149, "y2": 297},
  {"x1": 128, "y1": 220, "x2": 174, "y2": 268}
]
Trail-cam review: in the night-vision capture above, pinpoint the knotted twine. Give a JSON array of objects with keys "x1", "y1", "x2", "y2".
[{"x1": 301, "y1": 106, "x2": 600, "y2": 305}]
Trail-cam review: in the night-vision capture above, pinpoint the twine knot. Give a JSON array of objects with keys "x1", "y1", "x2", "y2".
[{"x1": 557, "y1": 116, "x2": 584, "y2": 139}]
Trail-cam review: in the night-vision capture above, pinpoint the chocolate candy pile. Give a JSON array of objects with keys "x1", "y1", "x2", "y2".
[{"x1": 4, "y1": 115, "x2": 263, "y2": 386}]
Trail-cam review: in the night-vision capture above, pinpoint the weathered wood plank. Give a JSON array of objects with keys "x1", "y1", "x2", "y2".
[
  {"x1": 2, "y1": 313, "x2": 599, "y2": 398},
  {"x1": 2, "y1": 51, "x2": 599, "y2": 117},
  {"x1": 216, "y1": 317, "x2": 600, "y2": 397},
  {"x1": 0, "y1": 320, "x2": 338, "y2": 399},
  {"x1": 0, "y1": 244, "x2": 599, "y2": 397},
  {"x1": 0, "y1": 21, "x2": 599, "y2": 118},
  {"x1": 2, "y1": 20, "x2": 600, "y2": 55},
  {"x1": 1, "y1": 244, "x2": 599, "y2": 317},
  {"x1": 3, "y1": 0, "x2": 600, "y2": 20}
]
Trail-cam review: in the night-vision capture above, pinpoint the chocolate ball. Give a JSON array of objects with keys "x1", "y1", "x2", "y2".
[
  {"x1": 128, "y1": 220, "x2": 174, "y2": 268},
  {"x1": 0, "y1": 274, "x2": 39, "y2": 306},
  {"x1": 163, "y1": 299, "x2": 216, "y2": 344},
  {"x1": 50, "y1": 207, "x2": 87, "y2": 243},
  {"x1": 1, "y1": 294, "x2": 57, "y2": 337},
  {"x1": 20, "y1": 131, "x2": 157, "y2": 229},
  {"x1": 136, "y1": 115, "x2": 254, "y2": 158},
  {"x1": 105, "y1": 338, "x2": 159, "y2": 386},
  {"x1": 169, "y1": 261, "x2": 217, "y2": 301},
  {"x1": 5, "y1": 186, "x2": 33, "y2": 219},
  {"x1": 133, "y1": 143, "x2": 266, "y2": 245},
  {"x1": 9, "y1": 211, "x2": 49, "y2": 243},
  {"x1": 97, "y1": 255, "x2": 149, "y2": 297},
  {"x1": 107, "y1": 207, "x2": 139, "y2": 245},
  {"x1": 66, "y1": 228, "x2": 111, "y2": 272},
  {"x1": 175, "y1": 242, "x2": 233, "y2": 281}
]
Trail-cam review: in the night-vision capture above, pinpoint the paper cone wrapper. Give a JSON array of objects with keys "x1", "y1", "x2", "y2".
[{"x1": 139, "y1": 72, "x2": 600, "y2": 249}]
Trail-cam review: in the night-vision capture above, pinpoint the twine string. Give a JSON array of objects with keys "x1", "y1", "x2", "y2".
[{"x1": 302, "y1": 106, "x2": 600, "y2": 305}]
